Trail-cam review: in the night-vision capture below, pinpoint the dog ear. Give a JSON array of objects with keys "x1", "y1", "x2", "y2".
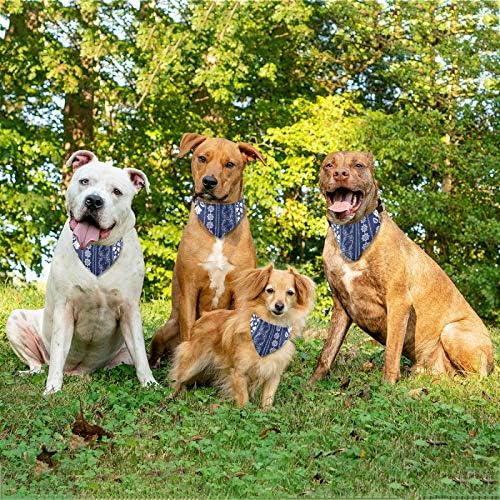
[
  {"x1": 237, "y1": 143, "x2": 266, "y2": 165},
  {"x1": 233, "y1": 263, "x2": 274, "y2": 305},
  {"x1": 178, "y1": 133, "x2": 208, "y2": 158},
  {"x1": 362, "y1": 152, "x2": 374, "y2": 165},
  {"x1": 66, "y1": 150, "x2": 97, "y2": 170},
  {"x1": 290, "y1": 268, "x2": 316, "y2": 309},
  {"x1": 124, "y1": 168, "x2": 150, "y2": 194}
]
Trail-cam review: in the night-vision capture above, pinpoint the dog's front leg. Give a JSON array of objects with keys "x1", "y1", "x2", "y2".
[
  {"x1": 178, "y1": 283, "x2": 198, "y2": 341},
  {"x1": 44, "y1": 303, "x2": 74, "y2": 395},
  {"x1": 120, "y1": 304, "x2": 158, "y2": 387},
  {"x1": 309, "y1": 299, "x2": 352, "y2": 384},
  {"x1": 261, "y1": 375, "x2": 281, "y2": 410},
  {"x1": 383, "y1": 296, "x2": 411, "y2": 384}
]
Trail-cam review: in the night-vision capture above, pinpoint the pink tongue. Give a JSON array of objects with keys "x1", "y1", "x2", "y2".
[
  {"x1": 72, "y1": 222, "x2": 100, "y2": 249},
  {"x1": 329, "y1": 201, "x2": 352, "y2": 213}
]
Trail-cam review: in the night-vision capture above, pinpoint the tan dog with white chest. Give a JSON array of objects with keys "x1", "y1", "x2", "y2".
[
  {"x1": 310, "y1": 151, "x2": 494, "y2": 384},
  {"x1": 149, "y1": 133, "x2": 265, "y2": 365},
  {"x1": 170, "y1": 264, "x2": 316, "y2": 409}
]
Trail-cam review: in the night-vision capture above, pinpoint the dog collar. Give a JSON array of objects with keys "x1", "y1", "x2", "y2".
[
  {"x1": 250, "y1": 313, "x2": 291, "y2": 357},
  {"x1": 194, "y1": 198, "x2": 245, "y2": 239},
  {"x1": 72, "y1": 235, "x2": 123, "y2": 276},
  {"x1": 329, "y1": 200, "x2": 384, "y2": 262}
]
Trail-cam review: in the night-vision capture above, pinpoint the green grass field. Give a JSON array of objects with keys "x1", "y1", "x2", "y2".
[{"x1": 0, "y1": 283, "x2": 498, "y2": 498}]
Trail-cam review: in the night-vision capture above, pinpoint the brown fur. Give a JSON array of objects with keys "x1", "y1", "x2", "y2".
[
  {"x1": 310, "y1": 151, "x2": 494, "y2": 384},
  {"x1": 149, "y1": 134, "x2": 265, "y2": 366},
  {"x1": 170, "y1": 265, "x2": 316, "y2": 409}
]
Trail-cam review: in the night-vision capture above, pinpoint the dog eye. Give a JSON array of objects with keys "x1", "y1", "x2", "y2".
[
  {"x1": 324, "y1": 163, "x2": 332, "y2": 169},
  {"x1": 355, "y1": 163, "x2": 364, "y2": 168},
  {"x1": 79, "y1": 178, "x2": 89, "y2": 185},
  {"x1": 265, "y1": 287, "x2": 274, "y2": 294},
  {"x1": 113, "y1": 188, "x2": 123, "y2": 196},
  {"x1": 287, "y1": 290, "x2": 295, "y2": 296},
  {"x1": 225, "y1": 161, "x2": 235, "y2": 169},
  {"x1": 198, "y1": 155, "x2": 207, "y2": 163}
]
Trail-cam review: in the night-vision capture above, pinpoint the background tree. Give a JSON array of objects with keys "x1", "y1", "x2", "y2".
[{"x1": 0, "y1": 0, "x2": 497, "y2": 320}]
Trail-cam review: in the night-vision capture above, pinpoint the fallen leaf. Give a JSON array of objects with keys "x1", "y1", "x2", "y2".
[
  {"x1": 259, "y1": 426, "x2": 281, "y2": 438},
  {"x1": 408, "y1": 387, "x2": 429, "y2": 399},
  {"x1": 339, "y1": 377, "x2": 350, "y2": 390},
  {"x1": 72, "y1": 400, "x2": 113, "y2": 442},
  {"x1": 358, "y1": 384, "x2": 372, "y2": 400},
  {"x1": 36, "y1": 445, "x2": 57, "y2": 468},
  {"x1": 361, "y1": 360, "x2": 374, "y2": 372},
  {"x1": 313, "y1": 472, "x2": 326, "y2": 484},
  {"x1": 234, "y1": 471, "x2": 246, "y2": 478},
  {"x1": 469, "y1": 429, "x2": 478, "y2": 438},
  {"x1": 480, "y1": 477, "x2": 496, "y2": 484},
  {"x1": 426, "y1": 439, "x2": 447, "y2": 446},
  {"x1": 208, "y1": 403, "x2": 221, "y2": 414},
  {"x1": 349, "y1": 430, "x2": 360, "y2": 441},
  {"x1": 344, "y1": 395, "x2": 353, "y2": 409}
]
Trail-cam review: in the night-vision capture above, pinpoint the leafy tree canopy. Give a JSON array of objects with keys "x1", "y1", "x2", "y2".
[{"x1": 0, "y1": 0, "x2": 498, "y2": 320}]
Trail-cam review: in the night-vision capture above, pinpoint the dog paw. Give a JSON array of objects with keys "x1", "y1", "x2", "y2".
[
  {"x1": 43, "y1": 384, "x2": 62, "y2": 396},
  {"x1": 140, "y1": 376, "x2": 160, "y2": 388}
]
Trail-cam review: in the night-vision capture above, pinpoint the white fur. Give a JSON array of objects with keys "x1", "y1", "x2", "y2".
[
  {"x1": 201, "y1": 238, "x2": 235, "y2": 308},
  {"x1": 7, "y1": 155, "x2": 156, "y2": 394}
]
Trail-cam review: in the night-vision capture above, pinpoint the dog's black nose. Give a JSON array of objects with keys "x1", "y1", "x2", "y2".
[
  {"x1": 85, "y1": 194, "x2": 104, "y2": 210},
  {"x1": 274, "y1": 302, "x2": 285, "y2": 312},
  {"x1": 333, "y1": 168, "x2": 350, "y2": 179},
  {"x1": 202, "y1": 176, "x2": 218, "y2": 189}
]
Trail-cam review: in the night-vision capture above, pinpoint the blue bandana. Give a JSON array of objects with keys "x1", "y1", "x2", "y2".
[
  {"x1": 329, "y1": 201, "x2": 383, "y2": 261},
  {"x1": 194, "y1": 198, "x2": 245, "y2": 239},
  {"x1": 72, "y1": 235, "x2": 123, "y2": 277},
  {"x1": 250, "y1": 313, "x2": 291, "y2": 357}
]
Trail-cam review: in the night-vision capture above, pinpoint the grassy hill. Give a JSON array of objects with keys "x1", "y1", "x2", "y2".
[{"x1": 0, "y1": 284, "x2": 498, "y2": 497}]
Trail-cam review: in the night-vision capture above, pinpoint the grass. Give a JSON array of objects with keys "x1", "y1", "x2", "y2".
[{"x1": 0, "y1": 283, "x2": 498, "y2": 498}]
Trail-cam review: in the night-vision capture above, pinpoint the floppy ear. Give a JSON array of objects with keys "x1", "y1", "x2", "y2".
[
  {"x1": 66, "y1": 150, "x2": 97, "y2": 170},
  {"x1": 233, "y1": 264, "x2": 274, "y2": 306},
  {"x1": 178, "y1": 133, "x2": 208, "y2": 158},
  {"x1": 362, "y1": 152, "x2": 374, "y2": 164},
  {"x1": 124, "y1": 168, "x2": 150, "y2": 194},
  {"x1": 290, "y1": 268, "x2": 316, "y2": 310},
  {"x1": 237, "y1": 143, "x2": 266, "y2": 165}
]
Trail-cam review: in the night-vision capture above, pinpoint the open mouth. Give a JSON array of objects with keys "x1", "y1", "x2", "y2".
[
  {"x1": 271, "y1": 309, "x2": 285, "y2": 316},
  {"x1": 69, "y1": 211, "x2": 115, "y2": 249},
  {"x1": 325, "y1": 187, "x2": 364, "y2": 219}
]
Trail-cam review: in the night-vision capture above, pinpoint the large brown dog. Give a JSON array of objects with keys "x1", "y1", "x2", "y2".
[
  {"x1": 149, "y1": 133, "x2": 265, "y2": 365},
  {"x1": 310, "y1": 151, "x2": 494, "y2": 384}
]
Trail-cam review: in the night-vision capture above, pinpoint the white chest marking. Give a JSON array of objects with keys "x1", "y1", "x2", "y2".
[
  {"x1": 341, "y1": 265, "x2": 363, "y2": 295},
  {"x1": 201, "y1": 239, "x2": 235, "y2": 308}
]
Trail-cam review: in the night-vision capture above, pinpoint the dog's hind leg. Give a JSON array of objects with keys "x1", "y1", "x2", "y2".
[
  {"x1": 6, "y1": 309, "x2": 48, "y2": 374},
  {"x1": 149, "y1": 318, "x2": 180, "y2": 367},
  {"x1": 169, "y1": 341, "x2": 211, "y2": 394},
  {"x1": 440, "y1": 320, "x2": 494, "y2": 376}
]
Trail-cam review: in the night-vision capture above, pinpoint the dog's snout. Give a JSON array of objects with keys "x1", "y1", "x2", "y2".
[
  {"x1": 202, "y1": 176, "x2": 218, "y2": 190},
  {"x1": 274, "y1": 301, "x2": 285, "y2": 312},
  {"x1": 84, "y1": 194, "x2": 104, "y2": 210},
  {"x1": 333, "y1": 167, "x2": 350, "y2": 179}
]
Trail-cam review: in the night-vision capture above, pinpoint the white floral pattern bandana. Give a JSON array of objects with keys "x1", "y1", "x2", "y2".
[
  {"x1": 250, "y1": 313, "x2": 291, "y2": 357},
  {"x1": 73, "y1": 235, "x2": 123, "y2": 276},
  {"x1": 329, "y1": 200, "x2": 384, "y2": 261},
  {"x1": 194, "y1": 198, "x2": 245, "y2": 239}
]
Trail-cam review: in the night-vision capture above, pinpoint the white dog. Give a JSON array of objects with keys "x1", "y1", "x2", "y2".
[{"x1": 6, "y1": 150, "x2": 157, "y2": 395}]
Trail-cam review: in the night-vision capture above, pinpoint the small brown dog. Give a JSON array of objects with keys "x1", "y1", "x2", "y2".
[
  {"x1": 310, "y1": 151, "x2": 494, "y2": 384},
  {"x1": 149, "y1": 133, "x2": 265, "y2": 366},
  {"x1": 170, "y1": 264, "x2": 315, "y2": 409}
]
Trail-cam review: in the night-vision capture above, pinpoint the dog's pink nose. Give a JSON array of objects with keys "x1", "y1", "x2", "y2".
[{"x1": 333, "y1": 168, "x2": 350, "y2": 179}]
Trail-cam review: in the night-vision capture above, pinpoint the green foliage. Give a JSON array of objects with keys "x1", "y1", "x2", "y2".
[
  {"x1": 0, "y1": 286, "x2": 498, "y2": 497},
  {"x1": 0, "y1": 1, "x2": 498, "y2": 318}
]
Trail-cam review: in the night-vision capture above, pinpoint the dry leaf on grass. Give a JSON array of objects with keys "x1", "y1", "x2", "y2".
[
  {"x1": 72, "y1": 400, "x2": 113, "y2": 442},
  {"x1": 408, "y1": 387, "x2": 429, "y2": 399},
  {"x1": 259, "y1": 426, "x2": 281, "y2": 438},
  {"x1": 36, "y1": 445, "x2": 57, "y2": 468}
]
